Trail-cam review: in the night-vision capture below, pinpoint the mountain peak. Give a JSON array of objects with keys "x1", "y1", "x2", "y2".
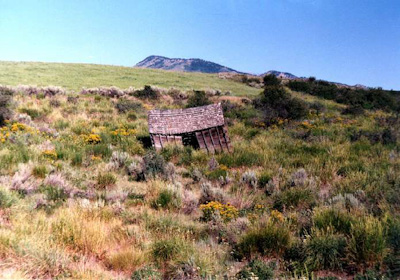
[
  {"x1": 262, "y1": 70, "x2": 298, "y2": 79},
  {"x1": 135, "y1": 55, "x2": 242, "y2": 74}
]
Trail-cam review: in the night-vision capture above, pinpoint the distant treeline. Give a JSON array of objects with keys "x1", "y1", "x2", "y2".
[{"x1": 287, "y1": 79, "x2": 400, "y2": 112}]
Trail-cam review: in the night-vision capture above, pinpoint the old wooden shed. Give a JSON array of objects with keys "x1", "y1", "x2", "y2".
[{"x1": 148, "y1": 103, "x2": 231, "y2": 153}]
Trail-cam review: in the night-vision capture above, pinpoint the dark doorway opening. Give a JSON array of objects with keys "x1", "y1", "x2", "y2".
[
  {"x1": 182, "y1": 132, "x2": 200, "y2": 149},
  {"x1": 137, "y1": 135, "x2": 153, "y2": 149}
]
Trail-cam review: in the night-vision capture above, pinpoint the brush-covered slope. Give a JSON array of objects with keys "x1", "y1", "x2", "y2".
[
  {"x1": 0, "y1": 63, "x2": 399, "y2": 279},
  {"x1": 135, "y1": 55, "x2": 242, "y2": 74},
  {"x1": 0, "y1": 61, "x2": 259, "y2": 96}
]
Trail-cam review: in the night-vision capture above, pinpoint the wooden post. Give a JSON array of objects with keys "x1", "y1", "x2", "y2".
[
  {"x1": 215, "y1": 126, "x2": 224, "y2": 152},
  {"x1": 221, "y1": 126, "x2": 231, "y2": 153},
  {"x1": 208, "y1": 128, "x2": 218, "y2": 153},
  {"x1": 159, "y1": 134, "x2": 163, "y2": 149},
  {"x1": 201, "y1": 130, "x2": 209, "y2": 154}
]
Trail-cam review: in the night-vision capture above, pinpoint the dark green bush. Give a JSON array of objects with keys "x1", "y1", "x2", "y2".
[
  {"x1": 96, "y1": 173, "x2": 117, "y2": 189},
  {"x1": 236, "y1": 259, "x2": 275, "y2": 279},
  {"x1": 0, "y1": 188, "x2": 17, "y2": 208},
  {"x1": 254, "y1": 85, "x2": 308, "y2": 125},
  {"x1": 32, "y1": 165, "x2": 47, "y2": 179},
  {"x1": 186, "y1": 90, "x2": 211, "y2": 108},
  {"x1": 143, "y1": 151, "x2": 167, "y2": 178},
  {"x1": 258, "y1": 171, "x2": 272, "y2": 188},
  {"x1": 127, "y1": 112, "x2": 137, "y2": 120},
  {"x1": 40, "y1": 185, "x2": 69, "y2": 202},
  {"x1": 348, "y1": 217, "x2": 388, "y2": 269},
  {"x1": 263, "y1": 74, "x2": 280, "y2": 86},
  {"x1": 152, "y1": 188, "x2": 181, "y2": 210},
  {"x1": 115, "y1": 99, "x2": 142, "y2": 113},
  {"x1": 288, "y1": 80, "x2": 311, "y2": 92},
  {"x1": 71, "y1": 152, "x2": 83, "y2": 166},
  {"x1": 0, "y1": 87, "x2": 13, "y2": 126},
  {"x1": 151, "y1": 238, "x2": 185, "y2": 264},
  {"x1": 86, "y1": 143, "x2": 112, "y2": 159},
  {"x1": 206, "y1": 168, "x2": 227, "y2": 180},
  {"x1": 236, "y1": 222, "x2": 291, "y2": 258},
  {"x1": 19, "y1": 107, "x2": 41, "y2": 119},
  {"x1": 134, "y1": 85, "x2": 158, "y2": 99},
  {"x1": 309, "y1": 101, "x2": 326, "y2": 115},
  {"x1": 273, "y1": 188, "x2": 316, "y2": 211},
  {"x1": 283, "y1": 239, "x2": 307, "y2": 269},
  {"x1": 305, "y1": 229, "x2": 346, "y2": 270},
  {"x1": 314, "y1": 207, "x2": 355, "y2": 235},
  {"x1": 342, "y1": 104, "x2": 365, "y2": 116},
  {"x1": 386, "y1": 217, "x2": 400, "y2": 254}
]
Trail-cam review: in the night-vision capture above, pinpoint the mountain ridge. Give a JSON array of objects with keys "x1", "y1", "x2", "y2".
[{"x1": 135, "y1": 55, "x2": 244, "y2": 74}]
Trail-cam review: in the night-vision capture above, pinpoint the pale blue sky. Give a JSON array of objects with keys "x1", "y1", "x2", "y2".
[{"x1": 0, "y1": 0, "x2": 399, "y2": 89}]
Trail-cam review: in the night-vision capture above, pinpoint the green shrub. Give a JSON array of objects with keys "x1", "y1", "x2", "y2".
[
  {"x1": 236, "y1": 259, "x2": 275, "y2": 279},
  {"x1": 19, "y1": 107, "x2": 41, "y2": 119},
  {"x1": 387, "y1": 217, "x2": 400, "y2": 254},
  {"x1": 143, "y1": 151, "x2": 167, "y2": 178},
  {"x1": 127, "y1": 112, "x2": 137, "y2": 121},
  {"x1": 273, "y1": 188, "x2": 315, "y2": 211},
  {"x1": 0, "y1": 188, "x2": 17, "y2": 208},
  {"x1": 71, "y1": 122, "x2": 91, "y2": 135},
  {"x1": 152, "y1": 188, "x2": 181, "y2": 210},
  {"x1": 206, "y1": 167, "x2": 227, "y2": 180},
  {"x1": 86, "y1": 144, "x2": 111, "y2": 159},
  {"x1": 348, "y1": 217, "x2": 388, "y2": 268},
  {"x1": 96, "y1": 173, "x2": 117, "y2": 189},
  {"x1": 236, "y1": 222, "x2": 291, "y2": 258},
  {"x1": 40, "y1": 184, "x2": 69, "y2": 202},
  {"x1": 263, "y1": 74, "x2": 280, "y2": 86},
  {"x1": 313, "y1": 207, "x2": 355, "y2": 235},
  {"x1": 186, "y1": 90, "x2": 211, "y2": 108},
  {"x1": 0, "y1": 88, "x2": 13, "y2": 126},
  {"x1": 342, "y1": 104, "x2": 365, "y2": 116},
  {"x1": 258, "y1": 171, "x2": 272, "y2": 188},
  {"x1": 254, "y1": 85, "x2": 308, "y2": 125},
  {"x1": 115, "y1": 99, "x2": 142, "y2": 113},
  {"x1": 151, "y1": 238, "x2": 185, "y2": 264},
  {"x1": 283, "y1": 239, "x2": 307, "y2": 268},
  {"x1": 134, "y1": 85, "x2": 158, "y2": 99},
  {"x1": 305, "y1": 228, "x2": 346, "y2": 270},
  {"x1": 71, "y1": 152, "x2": 83, "y2": 166},
  {"x1": 54, "y1": 120, "x2": 69, "y2": 130},
  {"x1": 160, "y1": 143, "x2": 184, "y2": 162},
  {"x1": 32, "y1": 165, "x2": 47, "y2": 178},
  {"x1": 288, "y1": 80, "x2": 311, "y2": 92}
]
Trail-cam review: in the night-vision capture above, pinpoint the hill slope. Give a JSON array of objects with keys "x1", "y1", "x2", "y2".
[
  {"x1": 0, "y1": 61, "x2": 259, "y2": 96},
  {"x1": 0, "y1": 61, "x2": 399, "y2": 279},
  {"x1": 135, "y1": 55, "x2": 242, "y2": 74}
]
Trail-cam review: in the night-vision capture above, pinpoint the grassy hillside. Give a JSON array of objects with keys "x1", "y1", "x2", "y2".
[
  {"x1": 0, "y1": 61, "x2": 260, "y2": 96},
  {"x1": 0, "y1": 67, "x2": 399, "y2": 279}
]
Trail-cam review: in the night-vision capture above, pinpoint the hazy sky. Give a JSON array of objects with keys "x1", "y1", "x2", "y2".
[{"x1": 1, "y1": 0, "x2": 399, "y2": 89}]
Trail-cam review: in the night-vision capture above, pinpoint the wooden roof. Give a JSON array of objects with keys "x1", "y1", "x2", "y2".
[{"x1": 148, "y1": 103, "x2": 225, "y2": 135}]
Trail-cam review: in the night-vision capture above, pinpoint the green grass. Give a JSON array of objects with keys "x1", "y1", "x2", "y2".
[{"x1": 0, "y1": 61, "x2": 260, "y2": 96}]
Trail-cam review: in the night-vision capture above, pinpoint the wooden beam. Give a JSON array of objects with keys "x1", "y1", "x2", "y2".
[
  {"x1": 150, "y1": 133, "x2": 155, "y2": 148},
  {"x1": 208, "y1": 128, "x2": 218, "y2": 153},
  {"x1": 215, "y1": 126, "x2": 224, "y2": 152},
  {"x1": 159, "y1": 134, "x2": 163, "y2": 149},
  {"x1": 201, "y1": 130, "x2": 210, "y2": 154},
  {"x1": 221, "y1": 126, "x2": 231, "y2": 153}
]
